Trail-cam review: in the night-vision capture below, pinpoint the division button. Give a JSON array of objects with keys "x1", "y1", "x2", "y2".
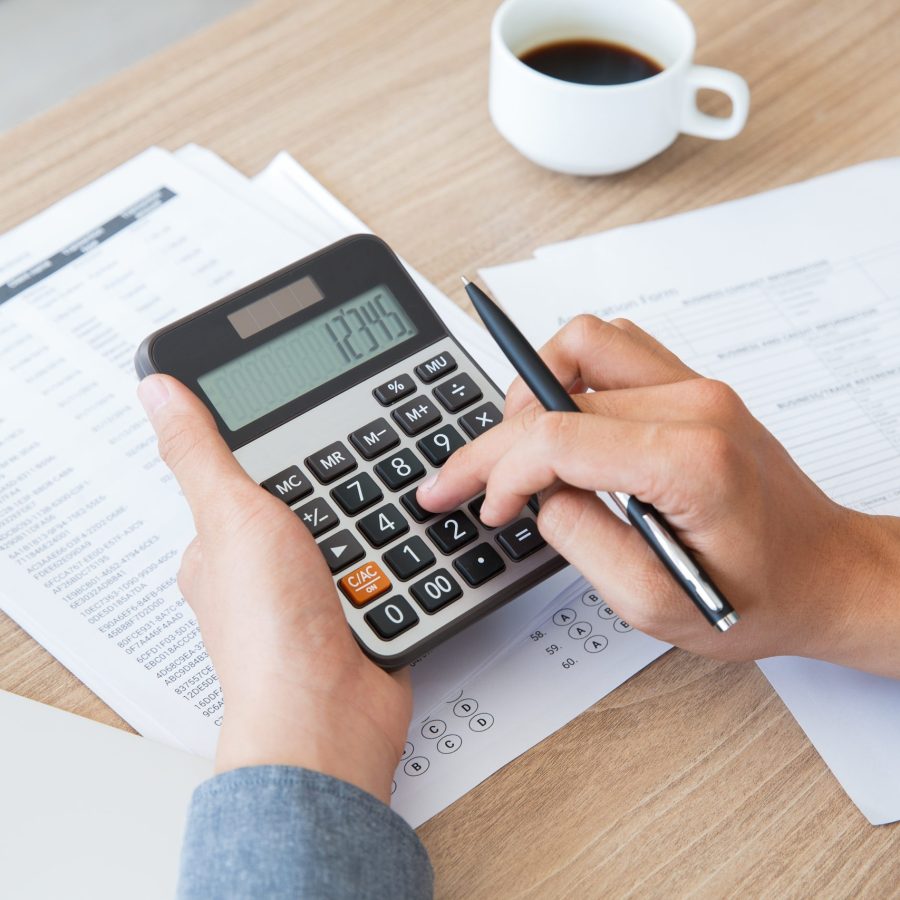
[
  {"x1": 459, "y1": 402, "x2": 502, "y2": 438},
  {"x1": 417, "y1": 423, "x2": 465, "y2": 467},
  {"x1": 339, "y1": 560, "x2": 392, "y2": 607},
  {"x1": 432, "y1": 372, "x2": 482, "y2": 413},
  {"x1": 426, "y1": 511, "x2": 478, "y2": 554},
  {"x1": 305, "y1": 441, "x2": 357, "y2": 483},
  {"x1": 382, "y1": 536, "x2": 436, "y2": 581},
  {"x1": 331, "y1": 471, "x2": 383, "y2": 515},
  {"x1": 410, "y1": 568, "x2": 463, "y2": 613},
  {"x1": 415, "y1": 351, "x2": 457, "y2": 383},
  {"x1": 317, "y1": 529, "x2": 365, "y2": 574},
  {"x1": 373, "y1": 373, "x2": 415, "y2": 406},
  {"x1": 392, "y1": 395, "x2": 442, "y2": 436},
  {"x1": 294, "y1": 497, "x2": 339, "y2": 537},
  {"x1": 496, "y1": 518, "x2": 546, "y2": 560},
  {"x1": 357, "y1": 503, "x2": 409, "y2": 548},
  {"x1": 261, "y1": 465, "x2": 313, "y2": 505},
  {"x1": 374, "y1": 448, "x2": 426, "y2": 491},
  {"x1": 400, "y1": 488, "x2": 435, "y2": 522},
  {"x1": 365, "y1": 596, "x2": 419, "y2": 640},
  {"x1": 349, "y1": 417, "x2": 400, "y2": 460},
  {"x1": 453, "y1": 542, "x2": 505, "y2": 587}
]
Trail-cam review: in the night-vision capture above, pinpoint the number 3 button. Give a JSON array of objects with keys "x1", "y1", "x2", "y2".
[{"x1": 365, "y1": 596, "x2": 419, "y2": 640}]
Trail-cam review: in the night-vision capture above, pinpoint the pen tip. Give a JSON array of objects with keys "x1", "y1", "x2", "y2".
[{"x1": 460, "y1": 275, "x2": 471, "y2": 287}]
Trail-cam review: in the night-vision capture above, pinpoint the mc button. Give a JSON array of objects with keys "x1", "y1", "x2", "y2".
[
  {"x1": 260, "y1": 465, "x2": 313, "y2": 505},
  {"x1": 339, "y1": 561, "x2": 392, "y2": 607}
]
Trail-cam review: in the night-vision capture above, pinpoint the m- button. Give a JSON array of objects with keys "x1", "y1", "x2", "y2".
[
  {"x1": 305, "y1": 441, "x2": 357, "y2": 483},
  {"x1": 339, "y1": 561, "x2": 392, "y2": 607},
  {"x1": 260, "y1": 465, "x2": 313, "y2": 505}
]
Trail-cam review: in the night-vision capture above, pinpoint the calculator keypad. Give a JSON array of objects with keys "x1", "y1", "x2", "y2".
[
  {"x1": 349, "y1": 417, "x2": 400, "y2": 460},
  {"x1": 306, "y1": 441, "x2": 357, "y2": 483},
  {"x1": 392, "y1": 396, "x2": 442, "y2": 435},
  {"x1": 357, "y1": 503, "x2": 409, "y2": 547},
  {"x1": 374, "y1": 448, "x2": 426, "y2": 491},
  {"x1": 417, "y1": 424, "x2": 465, "y2": 467},
  {"x1": 246, "y1": 336, "x2": 562, "y2": 662},
  {"x1": 331, "y1": 472, "x2": 383, "y2": 515}
]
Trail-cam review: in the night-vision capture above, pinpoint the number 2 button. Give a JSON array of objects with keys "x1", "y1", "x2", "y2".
[{"x1": 427, "y1": 511, "x2": 477, "y2": 553}]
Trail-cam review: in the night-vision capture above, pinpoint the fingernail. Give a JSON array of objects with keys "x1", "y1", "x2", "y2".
[
  {"x1": 420, "y1": 472, "x2": 439, "y2": 492},
  {"x1": 138, "y1": 376, "x2": 170, "y2": 417}
]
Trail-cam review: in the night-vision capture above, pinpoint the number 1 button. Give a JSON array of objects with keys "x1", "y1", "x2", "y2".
[{"x1": 383, "y1": 536, "x2": 435, "y2": 580}]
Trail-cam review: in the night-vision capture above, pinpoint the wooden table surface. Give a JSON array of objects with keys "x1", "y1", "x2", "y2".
[{"x1": 2, "y1": 0, "x2": 899, "y2": 895}]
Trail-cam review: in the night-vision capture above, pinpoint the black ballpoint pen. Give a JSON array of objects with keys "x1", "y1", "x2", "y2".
[{"x1": 461, "y1": 276, "x2": 740, "y2": 632}]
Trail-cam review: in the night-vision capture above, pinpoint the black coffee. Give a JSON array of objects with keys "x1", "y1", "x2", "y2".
[{"x1": 519, "y1": 38, "x2": 662, "y2": 86}]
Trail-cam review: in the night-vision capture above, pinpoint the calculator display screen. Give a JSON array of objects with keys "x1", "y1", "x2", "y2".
[{"x1": 197, "y1": 285, "x2": 417, "y2": 430}]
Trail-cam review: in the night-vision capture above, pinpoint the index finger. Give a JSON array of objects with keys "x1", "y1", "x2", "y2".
[
  {"x1": 138, "y1": 374, "x2": 263, "y2": 531},
  {"x1": 505, "y1": 315, "x2": 696, "y2": 418}
]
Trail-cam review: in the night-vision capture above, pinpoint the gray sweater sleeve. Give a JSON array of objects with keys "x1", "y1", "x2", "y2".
[{"x1": 177, "y1": 766, "x2": 433, "y2": 900}]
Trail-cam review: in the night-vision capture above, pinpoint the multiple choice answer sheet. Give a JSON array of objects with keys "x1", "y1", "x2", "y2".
[
  {"x1": 0, "y1": 146, "x2": 669, "y2": 827},
  {"x1": 480, "y1": 160, "x2": 900, "y2": 824}
]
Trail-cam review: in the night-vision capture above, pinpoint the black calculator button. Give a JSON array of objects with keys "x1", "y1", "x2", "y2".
[
  {"x1": 496, "y1": 518, "x2": 546, "y2": 560},
  {"x1": 417, "y1": 424, "x2": 465, "y2": 467},
  {"x1": 383, "y1": 536, "x2": 436, "y2": 581},
  {"x1": 318, "y1": 530, "x2": 365, "y2": 573},
  {"x1": 453, "y1": 543, "x2": 506, "y2": 587},
  {"x1": 305, "y1": 441, "x2": 357, "y2": 484},
  {"x1": 400, "y1": 488, "x2": 435, "y2": 522},
  {"x1": 374, "y1": 448, "x2": 426, "y2": 491},
  {"x1": 410, "y1": 569, "x2": 463, "y2": 613},
  {"x1": 467, "y1": 495, "x2": 495, "y2": 530},
  {"x1": 331, "y1": 472, "x2": 383, "y2": 515},
  {"x1": 261, "y1": 465, "x2": 313, "y2": 505},
  {"x1": 427, "y1": 511, "x2": 478, "y2": 554},
  {"x1": 357, "y1": 503, "x2": 409, "y2": 548},
  {"x1": 459, "y1": 402, "x2": 503, "y2": 438},
  {"x1": 295, "y1": 497, "x2": 339, "y2": 537},
  {"x1": 348, "y1": 417, "x2": 400, "y2": 460},
  {"x1": 528, "y1": 494, "x2": 541, "y2": 514},
  {"x1": 433, "y1": 373, "x2": 482, "y2": 413},
  {"x1": 392, "y1": 396, "x2": 442, "y2": 435},
  {"x1": 365, "y1": 596, "x2": 419, "y2": 640},
  {"x1": 415, "y1": 351, "x2": 457, "y2": 383},
  {"x1": 373, "y1": 374, "x2": 415, "y2": 406}
]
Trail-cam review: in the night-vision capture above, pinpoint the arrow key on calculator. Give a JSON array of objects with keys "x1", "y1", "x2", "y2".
[{"x1": 318, "y1": 529, "x2": 365, "y2": 574}]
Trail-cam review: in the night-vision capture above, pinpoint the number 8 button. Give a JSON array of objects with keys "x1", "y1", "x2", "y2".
[{"x1": 374, "y1": 448, "x2": 426, "y2": 490}]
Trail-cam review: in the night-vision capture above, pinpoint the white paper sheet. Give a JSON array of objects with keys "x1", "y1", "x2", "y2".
[{"x1": 480, "y1": 159, "x2": 900, "y2": 824}]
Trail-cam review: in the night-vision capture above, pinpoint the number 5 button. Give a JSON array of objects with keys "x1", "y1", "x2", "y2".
[{"x1": 365, "y1": 596, "x2": 419, "y2": 640}]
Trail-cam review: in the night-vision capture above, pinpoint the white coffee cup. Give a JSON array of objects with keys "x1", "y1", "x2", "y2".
[{"x1": 489, "y1": 0, "x2": 750, "y2": 175}]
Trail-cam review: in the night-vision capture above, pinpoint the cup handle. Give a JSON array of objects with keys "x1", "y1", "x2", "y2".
[{"x1": 680, "y1": 65, "x2": 750, "y2": 140}]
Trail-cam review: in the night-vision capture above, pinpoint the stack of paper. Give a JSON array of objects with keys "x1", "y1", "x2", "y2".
[
  {"x1": 480, "y1": 160, "x2": 900, "y2": 826},
  {"x1": 0, "y1": 144, "x2": 668, "y2": 830}
]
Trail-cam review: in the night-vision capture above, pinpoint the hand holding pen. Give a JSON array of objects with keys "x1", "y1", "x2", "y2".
[{"x1": 417, "y1": 297, "x2": 868, "y2": 663}]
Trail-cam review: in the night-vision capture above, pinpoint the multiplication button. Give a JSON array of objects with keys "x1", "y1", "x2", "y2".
[
  {"x1": 261, "y1": 465, "x2": 313, "y2": 504},
  {"x1": 459, "y1": 402, "x2": 502, "y2": 438},
  {"x1": 294, "y1": 497, "x2": 338, "y2": 537}
]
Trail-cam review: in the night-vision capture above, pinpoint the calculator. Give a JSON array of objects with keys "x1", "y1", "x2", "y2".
[{"x1": 135, "y1": 235, "x2": 564, "y2": 667}]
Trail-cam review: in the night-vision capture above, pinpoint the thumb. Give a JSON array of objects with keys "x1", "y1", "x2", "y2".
[{"x1": 138, "y1": 374, "x2": 258, "y2": 531}]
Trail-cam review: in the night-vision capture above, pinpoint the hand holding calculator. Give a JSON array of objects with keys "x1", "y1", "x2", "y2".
[{"x1": 136, "y1": 236, "x2": 564, "y2": 667}]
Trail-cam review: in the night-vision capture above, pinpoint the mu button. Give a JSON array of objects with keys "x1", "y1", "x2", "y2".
[{"x1": 339, "y1": 561, "x2": 392, "y2": 607}]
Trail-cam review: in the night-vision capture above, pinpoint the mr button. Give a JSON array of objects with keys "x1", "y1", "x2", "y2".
[
  {"x1": 306, "y1": 441, "x2": 357, "y2": 483},
  {"x1": 339, "y1": 561, "x2": 392, "y2": 607}
]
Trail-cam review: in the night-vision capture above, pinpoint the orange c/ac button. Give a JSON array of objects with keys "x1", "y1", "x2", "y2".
[{"x1": 339, "y1": 561, "x2": 392, "y2": 607}]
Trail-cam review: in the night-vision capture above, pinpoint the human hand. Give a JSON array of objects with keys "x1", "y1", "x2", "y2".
[
  {"x1": 139, "y1": 374, "x2": 411, "y2": 803},
  {"x1": 419, "y1": 316, "x2": 900, "y2": 675}
]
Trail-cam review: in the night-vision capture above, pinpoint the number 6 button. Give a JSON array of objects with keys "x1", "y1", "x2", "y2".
[{"x1": 365, "y1": 596, "x2": 419, "y2": 640}]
